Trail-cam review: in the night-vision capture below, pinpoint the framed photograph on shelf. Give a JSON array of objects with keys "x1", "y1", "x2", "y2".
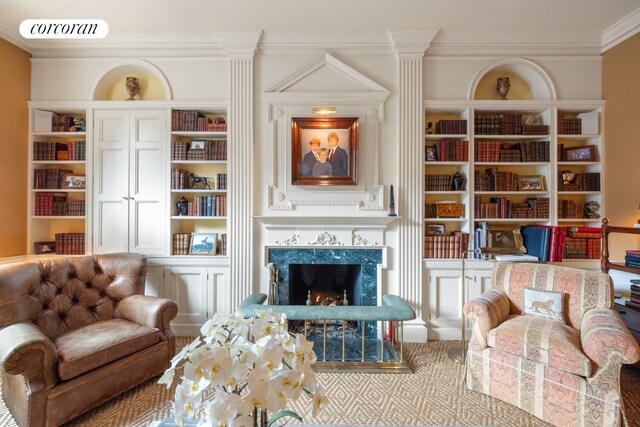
[
  {"x1": 291, "y1": 116, "x2": 358, "y2": 186},
  {"x1": 189, "y1": 140, "x2": 205, "y2": 150},
  {"x1": 426, "y1": 223, "x2": 446, "y2": 236},
  {"x1": 517, "y1": 175, "x2": 545, "y2": 191},
  {"x1": 189, "y1": 233, "x2": 218, "y2": 255},
  {"x1": 425, "y1": 146, "x2": 437, "y2": 162},
  {"x1": 34, "y1": 241, "x2": 56, "y2": 255},
  {"x1": 61, "y1": 173, "x2": 86, "y2": 189},
  {"x1": 563, "y1": 145, "x2": 596, "y2": 162},
  {"x1": 486, "y1": 224, "x2": 526, "y2": 254}
]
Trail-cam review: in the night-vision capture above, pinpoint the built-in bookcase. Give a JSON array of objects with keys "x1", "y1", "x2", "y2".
[
  {"x1": 169, "y1": 108, "x2": 228, "y2": 256},
  {"x1": 28, "y1": 108, "x2": 89, "y2": 255},
  {"x1": 424, "y1": 102, "x2": 604, "y2": 261}
]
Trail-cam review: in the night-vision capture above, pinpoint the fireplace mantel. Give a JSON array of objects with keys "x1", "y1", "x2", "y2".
[
  {"x1": 254, "y1": 215, "x2": 399, "y2": 227},
  {"x1": 256, "y1": 215, "x2": 398, "y2": 247}
]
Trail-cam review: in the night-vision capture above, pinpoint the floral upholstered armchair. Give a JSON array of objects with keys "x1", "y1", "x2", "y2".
[{"x1": 464, "y1": 262, "x2": 640, "y2": 427}]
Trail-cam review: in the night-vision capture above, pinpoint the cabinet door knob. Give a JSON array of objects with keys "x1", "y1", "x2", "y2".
[{"x1": 122, "y1": 196, "x2": 128, "y2": 200}]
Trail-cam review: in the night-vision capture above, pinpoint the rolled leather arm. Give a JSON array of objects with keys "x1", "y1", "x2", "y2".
[
  {"x1": 581, "y1": 308, "x2": 640, "y2": 367},
  {"x1": 116, "y1": 295, "x2": 178, "y2": 337},
  {"x1": 0, "y1": 323, "x2": 59, "y2": 389},
  {"x1": 463, "y1": 289, "x2": 511, "y2": 348}
]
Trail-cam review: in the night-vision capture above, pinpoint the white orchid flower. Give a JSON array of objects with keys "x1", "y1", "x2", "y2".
[
  {"x1": 295, "y1": 334, "x2": 317, "y2": 363},
  {"x1": 310, "y1": 385, "x2": 328, "y2": 418},
  {"x1": 270, "y1": 370, "x2": 303, "y2": 400},
  {"x1": 243, "y1": 380, "x2": 268, "y2": 410},
  {"x1": 192, "y1": 347, "x2": 232, "y2": 386},
  {"x1": 266, "y1": 381, "x2": 288, "y2": 413},
  {"x1": 231, "y1": 415, "x2": 255, "y2": 427},
  {"x1": 295, "y1": 358, "x2": 316, "y2": 390},
  {"x1": 258, "y1": 342, "x2": 284, "y2": 374}
]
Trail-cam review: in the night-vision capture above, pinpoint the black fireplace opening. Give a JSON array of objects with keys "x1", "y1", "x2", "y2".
[{"x1": 288, "y1": 263, "x2": 362, "y2": 307}]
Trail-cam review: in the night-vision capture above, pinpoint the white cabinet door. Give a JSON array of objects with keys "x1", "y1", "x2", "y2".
[
  {"x1": 93, "y1": 110, "x2": 130, "y2": 253},
  {"x1": 165, "y1": 266, "x2": 213, "y2": 336},
  {"x1": 128, "y1": 110, "x2": 166, "y2": 255},
  {"x1": 427, "y1": 267, "x2": 464, "y2": 340},
  {"x1": 93, "y1": 109, "x2": 166, "y2": 255},
  {"x1": 425, "y1": 261, "x2": 494, "y2": 340}
]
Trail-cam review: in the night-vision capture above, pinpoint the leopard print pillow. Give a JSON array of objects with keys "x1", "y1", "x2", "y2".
[{"x1": 522, "y1": 287, "x2": 565, "y2": 324}]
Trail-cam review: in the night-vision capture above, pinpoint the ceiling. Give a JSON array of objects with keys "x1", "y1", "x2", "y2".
[{"x1": 1, "y1": 0, "x2": 639, "y2": 55}]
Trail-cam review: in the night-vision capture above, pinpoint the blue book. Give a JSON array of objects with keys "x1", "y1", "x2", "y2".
[{"x1": 521, "y1": 225, "x2": 551, "y2": 262}]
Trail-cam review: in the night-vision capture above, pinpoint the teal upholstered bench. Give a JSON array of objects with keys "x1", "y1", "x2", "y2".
[{"x1": 236, "y1": 293, "x2": 415, "y2": 372}]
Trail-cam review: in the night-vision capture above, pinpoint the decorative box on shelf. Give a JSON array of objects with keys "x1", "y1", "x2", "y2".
[{"x1": 435, "y1": 202, "x2": 464, "y2": 218}]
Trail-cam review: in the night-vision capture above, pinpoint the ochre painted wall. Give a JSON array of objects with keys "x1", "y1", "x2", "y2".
[
  {"x1": 0, "y1": 39, "x2": 30, "y2": 257},
  {"x1": 603, "y1": 32, "x2": 640, "y2": 261}
]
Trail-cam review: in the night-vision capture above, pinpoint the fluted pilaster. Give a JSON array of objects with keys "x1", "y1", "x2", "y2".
[
  {"x1": 389, "y1": 31, "x2": 438, "y2": 335},
  {"x1": 219, "y1": 31, "x2": 262, "y2": 311},
  {"x1": 397, "y1": 55, "x2": 424, "y2": 317}
]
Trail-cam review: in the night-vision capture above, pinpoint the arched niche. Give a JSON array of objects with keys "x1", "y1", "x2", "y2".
[
  {"x1": 469, "y1": 58, "x2": 556, "y2": 101},
  {"x1": 90, "y1": 59, "x2": 172, "y2": 101}
]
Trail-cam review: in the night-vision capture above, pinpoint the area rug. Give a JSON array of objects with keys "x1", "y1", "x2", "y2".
[{"x1": 1, "y1": 340, "x2": 639, "y2": 427}]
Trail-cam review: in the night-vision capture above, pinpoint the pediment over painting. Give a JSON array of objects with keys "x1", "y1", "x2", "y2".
[{"x1": 264, "y1": 53, "x2": 389, "y2": 99}]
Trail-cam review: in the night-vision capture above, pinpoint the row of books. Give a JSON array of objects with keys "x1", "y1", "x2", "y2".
[
  {"x1": 469, "y1": 224, "x2": 600, "y2": 262},
  {"x1": 474, "y1": 169, "x2": 519, "y2": 191},
  {"x1": 557, "y1": 115, "x2": 581, "y2": 135},
  {"x1": 474, "y1": 113, "x2": 524, "y2": 135},
  {"x1": 171, "y1": 140, "x2": 227, "y2": 161},
  {"x1": 33, "y1": 168, "x2": 72, "y2": 189},
  {"x1": 425, "y1": 140, "x2": 469, "y2": 161},
  {"x1": 177, "y1": 195, "x2": 228, "y2": 217},
  {"x1": 171, "y1": 169, "x2": 227, "y2": 190},
  {"x1": 171, "y1": 232, "x2": 227, "y2": 256},
  {"x1": 55, "y1": 233, "x2": 85, "y2": 255},
  {"x1": 34, "y1": 192, "x2": 85, "y2": 216},
  {"x1": 626, "y1": 278, "x2": 640, "y2": 310},
  {"x1": 474, "y1": 141, "x2": 550, "y2": 162},
  {"x1": 558, "y1": 200, "x2": 592, "y2": 219},
  {"x1": 625, "y1": 250, "x2": 640, "y2": 269},
  {"x1": 172, "y1": 110, "x2": 227, "y2": 132},
  {"x1": 424, "y1": 232, "x2": 469, "y2": 259},
  {"x1": 34, "y1": 141, "x2": 86, "y2": 161},
  {"x1": 425, "y1": 174, "x2": 464, "y2": 191},
  {"x1": 557, "y1": 172, "x2": 600, "y2": 191},
  {"x1": 434, "y1": 119, "x2": 467, "y2": 135},
  {"x1": 473, "y1": 196, "x2": 549, "y2": 219},
  {"x1": 51, "y1": 115, "x2": 83, "y2": 133}
]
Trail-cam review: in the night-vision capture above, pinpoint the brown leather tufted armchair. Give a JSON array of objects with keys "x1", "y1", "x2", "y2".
[{"x1": 0, "y1": 253, "x2": 178, "y2": 427}]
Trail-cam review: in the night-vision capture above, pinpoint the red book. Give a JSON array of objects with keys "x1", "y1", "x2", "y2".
[
  {"x1": 569, "y1": 227, "x2": 602, "y2": 233},
  {"x1": 556, "y1": 227, "x2": 567, "y2": 262}
]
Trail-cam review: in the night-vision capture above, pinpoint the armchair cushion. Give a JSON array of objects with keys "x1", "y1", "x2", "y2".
[
  {"x1": 488, "y1": 315, "x2": 592, "y2": 377},
  {"x1": 55, "y1": 318, "x2": 160, "y2": 381}
]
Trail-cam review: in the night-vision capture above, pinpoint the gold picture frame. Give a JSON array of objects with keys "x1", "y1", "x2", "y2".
[
  {"x1": 486, "y1": 223, "x2": 526, "y2": 254},
  {"x1": 517, "y1": 175, "x2": 545, "y2": 191},
  {"x1": 291, "y1": 117, "x2": 358, "y2": 186}
]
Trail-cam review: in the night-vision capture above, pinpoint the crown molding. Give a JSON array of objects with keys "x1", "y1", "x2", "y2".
[
  {"x1": 0, "y1": 23, "x2": 32, "y2": 53},
  {"x1": 602, "y1": 7, "x2": 640, "y2": 52},
  {"x1": 21, "y1": 33, "x2": 227, "y2": 58},
  {"x1": 258, "y1": 32, "x2": 394, "y2": 55},
  {"x1": 2, "y1": 26, "x2": 630, "y2": 58},
  {"x1": 427, "y1": 31, "x2": 603, "y2": 57}
]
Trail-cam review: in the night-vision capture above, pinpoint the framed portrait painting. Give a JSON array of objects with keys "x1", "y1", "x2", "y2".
[{"x1": 291, "y1": 117, "x2": 358, "y2": 186}]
